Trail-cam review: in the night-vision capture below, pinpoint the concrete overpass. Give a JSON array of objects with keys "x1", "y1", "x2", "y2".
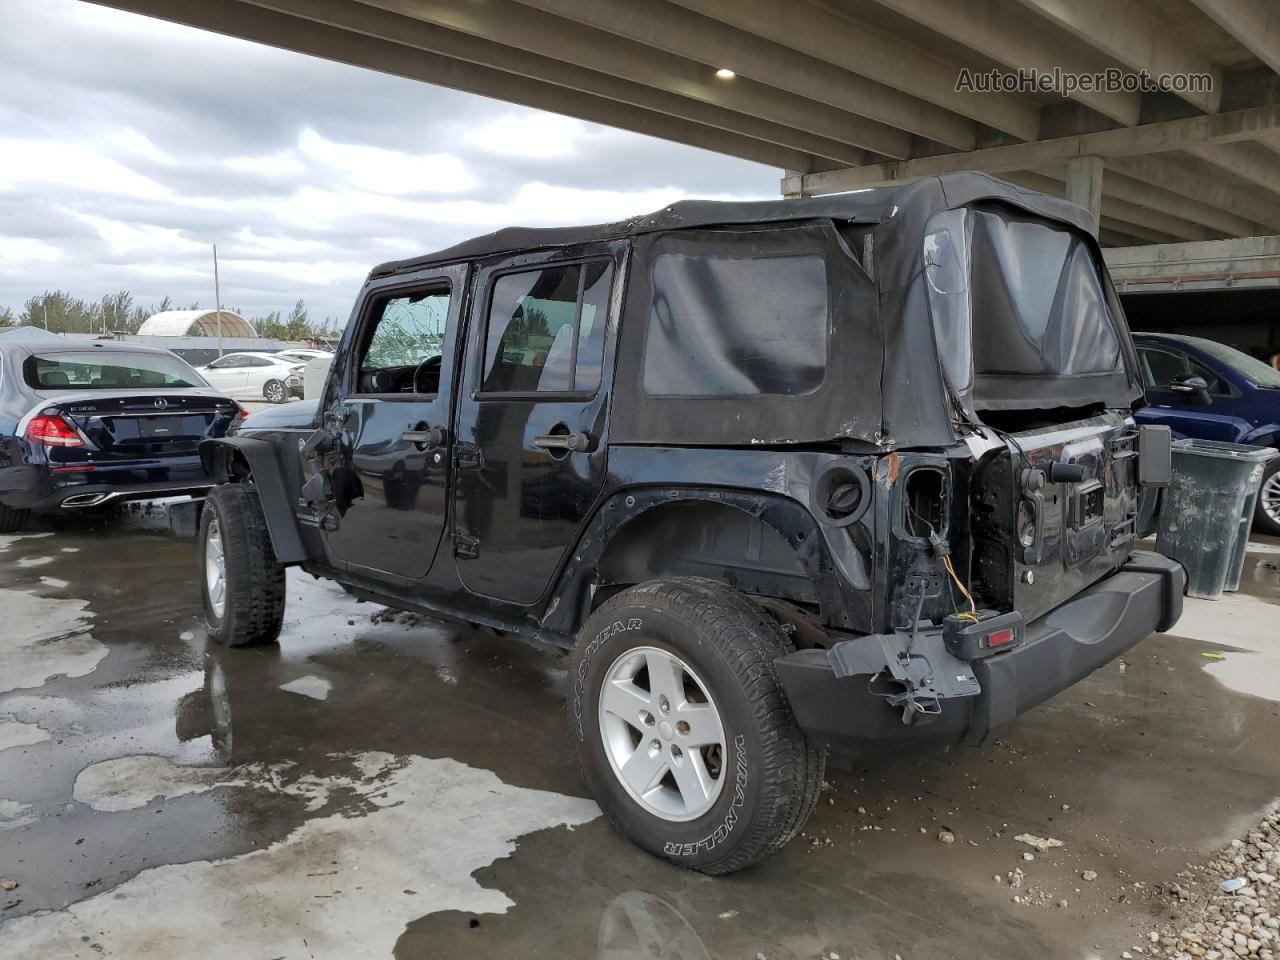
[{"x1": 86, "y1": 0, "x2": 1280, "y2": 252}]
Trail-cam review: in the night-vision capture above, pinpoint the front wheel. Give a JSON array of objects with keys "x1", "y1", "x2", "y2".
[
  {"x1": 568, "y1": 577, "x2": 824, "y2": 875},
  {"x1": 263, "y1": 379, "x2": 287, "y2": 404},
  {"x1": 199, "y1": 484, "x2": 285, "y2": 647},
  {"x1": 1255, "y1": 457, "x2": 1280, "y2": 537}
]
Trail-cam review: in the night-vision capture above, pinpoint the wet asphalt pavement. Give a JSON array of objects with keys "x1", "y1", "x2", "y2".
[{"x1": 1, "y1": 507, "x2": 1278, "y2": 960}]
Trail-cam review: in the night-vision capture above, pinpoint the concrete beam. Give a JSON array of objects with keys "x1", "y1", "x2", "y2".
[
  {"x1": 345, "y1": 0, "x2": 913, "y2": 158},
  {"x1": 88, "y1": 0, "x2": 834, "y2": 172},
  {"x1": 1099, "y1": 167, "x2": 1263, "y2": 237},
  {"x1": 669, "y1": 0, "x2": 1041, "y2": 141},
  {"x1": 1005, "y1": 171, "x2": 1217, "y2": 243},
  {"x1": 1108, "y1": 154, "x2": 1280, "y2": 233},
  {"x1": 1011, "y1": 0, "x2": 1222, "y2": 114},
  {"x1": 230, "y1": 0, "x2": 869, "y2": 166},
  {"x1": 510, "y1": 0, "x2": 978, "y2": 150},
  {"x1": 869, "y1": 0, "x2": 1141, "y2": 125},
  {"x1": 1065, "y1": 156, "x2": 1104, "y2": 234},
  {"x1": 1185, "y1": 141, "x2": 1280, "y2": 196},
  {"x1": 781, "y1": 104, "x2": 1280, "y2": 196},
  {"x1": 1105, "y1": 233, "x2": 1280, "y2": 291},
  {"x1": 1189, "y1": 0, "x2": 1280, "y2": 76}
]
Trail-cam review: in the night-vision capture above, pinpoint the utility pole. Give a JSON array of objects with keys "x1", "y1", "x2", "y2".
[
  {"x1": 212, "y1": 243, "x2": 224, "y2": 358},
  {"x1": 42, "y1": 301, "x2": 48, "y2": 330}
]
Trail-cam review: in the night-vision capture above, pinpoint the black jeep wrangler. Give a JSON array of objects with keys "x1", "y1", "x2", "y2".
[{"x1": 197, "y1": 173, "x2": 1183, "y2": 875}]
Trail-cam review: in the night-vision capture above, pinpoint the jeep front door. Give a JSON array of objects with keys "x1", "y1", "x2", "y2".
[
  {"x1": 318, "y1": 265, "x2": 465, "y2": 579},
  {"x1": 451, "y1": 250, "x2": 620, "y2": 605}
]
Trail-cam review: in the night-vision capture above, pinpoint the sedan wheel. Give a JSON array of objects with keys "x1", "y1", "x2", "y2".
[
  {"x1": 263, "y1": 379, "x2": 286, "y2": 404},
  {"x1": 1256, "y1": 459, "x2": 1280, "y2": 537}
]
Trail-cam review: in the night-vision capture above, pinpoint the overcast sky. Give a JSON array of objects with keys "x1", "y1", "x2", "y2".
[{"x1": 0, "y1": 0, "x2": 778, "y2": 324}]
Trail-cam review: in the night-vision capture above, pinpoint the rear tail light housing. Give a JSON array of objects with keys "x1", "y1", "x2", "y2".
[
  {"x1": 942, "y1": 610, "x2": 1025, "y2": 660},
  {"x1": 26, "y1": 413, "x2": 84, "y2": 447}
]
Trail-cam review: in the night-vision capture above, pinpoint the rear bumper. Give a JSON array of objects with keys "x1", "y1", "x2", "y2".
[
  {"x1": 775, "y1": 550, "x2": 1186, "y2": 754},
  {"x1": 0, "y1": 458, "x2": 213, "y2": 511}
]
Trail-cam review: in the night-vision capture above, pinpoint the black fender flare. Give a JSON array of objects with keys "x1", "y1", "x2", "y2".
[
  {"x1": 540, "y1": 486, "x2": 860, "y2": 636},
  {"x1": 199, "y1": 437, "x2": 307, "y2": 564}
]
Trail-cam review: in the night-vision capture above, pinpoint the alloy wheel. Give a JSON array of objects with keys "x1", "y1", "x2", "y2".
[
  {"x1": 598, "y1": 645, "x2": 727, "y2": 822},
  {"x1": 1263, "y1": 470, "x2": 1280, "y2": 526},
  {"x1": 204, "y1": 516, "x2": 226, "y2": 619}
]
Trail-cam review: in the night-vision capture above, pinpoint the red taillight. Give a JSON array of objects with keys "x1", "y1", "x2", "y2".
[
  {"x1": 236, "y1": 404, "x2": 249, "y2": 419},
  {"x1": 27, "y1": 413, "x2": 84, "y2": 447},
  {"x1": 987, "y1": 627, "x2": 1015, "y2": 648}
]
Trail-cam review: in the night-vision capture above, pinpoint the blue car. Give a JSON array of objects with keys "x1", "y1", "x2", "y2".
[
  {"x1": 0, "y1": 337, "x2": 244, "y2": 532},
  {"x1": 1132, "y1": 332, "x2": 1280, "y2": 535}
]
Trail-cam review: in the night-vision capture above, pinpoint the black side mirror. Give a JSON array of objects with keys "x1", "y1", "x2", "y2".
[{"x1": 1169, "y1": 374, "x2": 1211, "y2": 405}]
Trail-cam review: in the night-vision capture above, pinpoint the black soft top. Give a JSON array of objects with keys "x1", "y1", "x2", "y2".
[
  {"x1": 371, "y1": 172, "x2": 1095, "y2": 277},
  {"x1": 369, "y1": 173, "x2": 1136, "y2": 449}
]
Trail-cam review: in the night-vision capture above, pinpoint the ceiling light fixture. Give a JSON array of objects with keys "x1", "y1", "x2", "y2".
[{"x1": 715, "y1": 68, "x2": 736, "y2": 79}]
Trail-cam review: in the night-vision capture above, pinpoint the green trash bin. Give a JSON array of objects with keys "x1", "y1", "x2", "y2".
[{"x1": 1155, "y1": 439, "x2": 1278, "y2": 600}]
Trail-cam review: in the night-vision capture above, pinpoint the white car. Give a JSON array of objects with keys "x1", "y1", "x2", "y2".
[
  {"x1": 197, "y1": 352, "x2": 304, "y2": 403},
  {"x1": 276, "y1": 348, "x2": 332, "y2": 364}
]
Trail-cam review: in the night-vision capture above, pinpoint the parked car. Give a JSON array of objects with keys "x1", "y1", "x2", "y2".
[
  {"x1": 1132, "y1": 332, "x2": 1280, "y2": 535},
  {"x1": 275, "y1": 348, "x2": 332, "y2": 365},
  {"x1": 0, "y1": 339, "x2": 243, "y2": 532},
  {"x1": 194, "y1": 174, "x2": 1183, "y2": 874},
  {"x1": 196, "y1": 352, "x2": 304, "y2": 403}
]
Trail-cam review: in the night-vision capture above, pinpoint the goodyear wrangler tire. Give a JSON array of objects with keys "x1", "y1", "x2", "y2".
[
  {"x1": 568, "y1": 577, "x2": 825, "y2": 875},
  {"x1": 199, "y1": 484, "x2": 286, "y2": 648}
]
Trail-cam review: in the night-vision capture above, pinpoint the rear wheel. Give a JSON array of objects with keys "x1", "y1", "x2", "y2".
[
  {"x1": 1255, "y1": 457, "x2": 1280, "y2": 537},
  {"x1": 0, "y1": 501, "x2": 29, "y2": 533},
  {"x1": 568, "y1": 577, "x2": 824, "y2": 875},
  {"x1": 199, "y1": 484, "x2": 285, "y2": 647},
  {"x1": 263, "y1": 379, "x2": 287, "y2": 404}
]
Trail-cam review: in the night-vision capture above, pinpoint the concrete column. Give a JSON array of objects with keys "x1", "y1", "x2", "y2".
[
  {"x1": 1065, "y1": 156, "x2": 1104, "y2": 235},
  {"x1": 781, "y1": 168, "x2": 806, "y2": 199}
]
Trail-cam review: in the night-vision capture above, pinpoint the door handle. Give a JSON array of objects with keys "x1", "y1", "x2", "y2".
[
  {"x1": 533, "y1": 431, "x2": 594, "y2": 452},
  {"x1": 402, "y1": 425, "x2": 446, "y2": 448}
]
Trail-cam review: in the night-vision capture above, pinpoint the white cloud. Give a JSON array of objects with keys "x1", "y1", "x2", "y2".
[
  {"x1": 0, "y1": 237, "x2": 62, "y2": 262},
  {"x1": 0, "y1": 137, "x2": 172, "y2": 200},
  {"x1": 463, "y1": 112, "x2": 595, "y2": 159},
  {"x1": 297, "y1": 127, "x2": 473, "y2": 195},
  {"x1": 74, "y1": 212, "x2": 205, "y2": 256}
]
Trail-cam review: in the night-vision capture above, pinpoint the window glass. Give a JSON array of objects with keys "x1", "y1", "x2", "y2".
[
  {"x1": 1190, "y1": 359, "x2": 1228, "y2": 395},
  {"x1": 575, "y1": 261, "x2": 612, "y2": 392},
  {"x1": 923, "y1": 209, "x2": 973, "y2": 393},
  {"x1": 209, "y1": 355, "x2": 241, "y2": 369},
  {"x1": 356, "y1": 288, "x2": 452, "y2": 394},
  {"x1": 481, "y1": 261, "x2": 613, "y2": 394},
  {"x1": 247, "y1": 356, "x2": 273, "y2": 367},
  {"x1": 1189, "y1": 338, "x2": 1280, "y2": 388},
  {"x1": 1141, "y1": 349, "x2": 1187, "y2": 389},
  {"x1": 642, "y1": 252, "x2": 828, "y2": 397},
  {"x1": 25, "y1": 351, "x2": 204, "y2": 389}
]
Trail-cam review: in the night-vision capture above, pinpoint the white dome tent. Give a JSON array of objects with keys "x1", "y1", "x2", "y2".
[{"x1": 137, "y1": 310, "x2": 256, "y2": 338}]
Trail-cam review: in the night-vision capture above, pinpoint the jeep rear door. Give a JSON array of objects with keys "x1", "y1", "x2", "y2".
[
  {"x1": 450, "y1": 245, "x2": 622, "y2": 605},
  {"x1": 316, "y1": 264, "x2": 466, "y2": 579}
]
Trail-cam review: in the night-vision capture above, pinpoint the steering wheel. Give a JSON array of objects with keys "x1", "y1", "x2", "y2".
[{"x1": 411, "y1": 355, "x2": 442, "y2": 395}]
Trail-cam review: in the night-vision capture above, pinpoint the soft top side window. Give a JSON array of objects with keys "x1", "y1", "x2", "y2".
[
  {"x1": 480, "y1": 259, "x2": 613, "y2": 396},
  {"x1": 641, "y1": 249, "x2": 828, "y2": 398},
  {"x1": 353, "y1": 285, "x2": 452, "y2": 396}
]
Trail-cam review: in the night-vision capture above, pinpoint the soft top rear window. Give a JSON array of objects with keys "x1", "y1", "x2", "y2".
[
  {"x1": 924, "y1": 207, "x2": 1128, "y2": 411},
  {"x1": 24, "y1": 351, "x2": 204, "y2": 390}
]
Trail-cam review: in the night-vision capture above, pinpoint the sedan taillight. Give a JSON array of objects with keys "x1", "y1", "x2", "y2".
[{"x1": 27, "y1": 413, "x2": 85, "y2": 447}]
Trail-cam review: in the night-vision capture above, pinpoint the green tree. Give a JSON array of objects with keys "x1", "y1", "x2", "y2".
[{"x1": 0, "y1": 306, "x2": 14, "y2": 327}]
